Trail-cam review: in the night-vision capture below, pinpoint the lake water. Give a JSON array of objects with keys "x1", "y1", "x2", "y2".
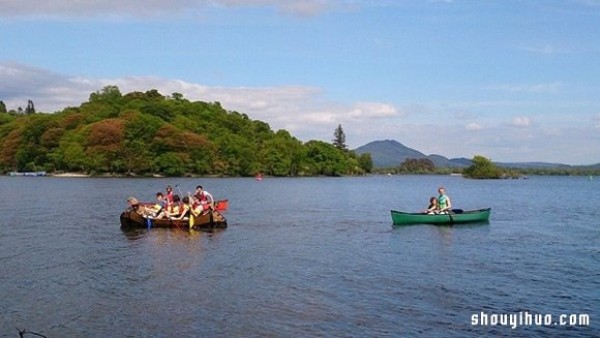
[{"x1": 0, "y1": 175, "x2": 598, "y2": 337}]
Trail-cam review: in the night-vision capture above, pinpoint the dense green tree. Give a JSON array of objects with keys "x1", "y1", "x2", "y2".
[
  {"x1": 463, "y1": 155, "x2": 502, "y2": 179},
  {"x1": 154, "y1": 152, "x2": 185, "y2": 176},
  {"x1": 89, "y1": 85, "x2": 122, "y2": 104},
  {"x1": 0, "y1": 100, "x2": 7, "y2": 113},
  {"x1": 305, "y1": 140, "x2": 349, "y2": 176},
  {"x1": 356, "y1": 153, "x2": 373, "y2": 173},
  {"x1": 399, "y1": 158, "x2": 435, "y2": 173}
]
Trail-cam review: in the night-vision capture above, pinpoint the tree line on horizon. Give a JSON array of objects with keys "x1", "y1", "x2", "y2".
[{"x1": 0, "y1": 86, "x2": 373, "y2": 177}]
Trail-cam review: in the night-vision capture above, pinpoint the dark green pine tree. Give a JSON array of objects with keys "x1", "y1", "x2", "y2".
[
  {"x1": 25, "y1": 100, "x2": 35, "y2": 114},
  {"x1": 332, "y1": 124, "x2": 347, "y2": 151}
]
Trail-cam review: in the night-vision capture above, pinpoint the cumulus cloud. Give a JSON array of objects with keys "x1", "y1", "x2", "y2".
[
  {"x1": 0, "y1": 61, "x2": 404, "y2": 146},
  {"x1": 0, "y1": 62, "x2": 99, "y2": 112},
  {"x1": 0, "y1": 0, "x2": 339, "y2": 18},
  {"x1": 218, "y1": 0, "x2": 336, "y2": 16},
  {"x1": 2, "y1": 62, "x2": 598, "y2": 164},
  {"x1": 511, "y1": 116, "x2": 532, "y2": 127},
  {"x1": 348, "y1": 102, "x2": 401, "y2": 119},
  {"x1": 465, "y1": 123, "x2": 483, "y2": 131}
]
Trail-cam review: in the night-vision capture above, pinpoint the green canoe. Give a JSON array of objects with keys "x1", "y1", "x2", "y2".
[{"x1": 390, "y1": 208, "x2": 491, "y2": 226}]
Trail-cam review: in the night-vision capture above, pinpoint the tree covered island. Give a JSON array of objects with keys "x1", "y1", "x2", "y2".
[{"x1": 0, "y1": 86, "x2": 373, "y2": 177}]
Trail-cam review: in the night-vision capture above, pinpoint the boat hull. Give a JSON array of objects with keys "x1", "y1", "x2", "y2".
[
  {"x1": 120, "y1": 210, "x2": 227, "y2": 230},
  {"x1": 390, "y1": 208, "x2": 491, "y2": 226}
]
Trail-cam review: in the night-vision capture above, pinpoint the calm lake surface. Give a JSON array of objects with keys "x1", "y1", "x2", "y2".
[{"x1": 0, "y1": 175, "x2": 598, "y2": 337}]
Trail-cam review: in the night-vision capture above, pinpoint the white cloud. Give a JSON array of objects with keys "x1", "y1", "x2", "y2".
[
  {"x1": 0, "y1": 62, "x2": 99, "y2": 112},
  {"x1": 0, "y1": 61, "x2": 404, "y2": 145},
  {"x1": 2, "y1": 62, "x2": 598, "y2": 165},
  {"x1": 0, "y1": 0, "x2": 340, "y2": 18},
  {"x1": 488, "y1": 82, "x2": 563, "y2": 94},
  {"x1": 465, "y1": 123, "x2": 483, "y2": 131},
  {"x1": 348, "y1": 102, "x2": 401, "y2": 119},
  {"x1": 511, "y1": 116, "x2": 531, "y2": 127}
]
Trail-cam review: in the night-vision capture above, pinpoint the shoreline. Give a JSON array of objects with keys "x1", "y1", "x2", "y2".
[{"x1": 50, "y1": 172, "x2": 90, "y2": 177}]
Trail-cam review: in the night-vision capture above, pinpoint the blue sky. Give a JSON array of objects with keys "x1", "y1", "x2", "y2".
[{"x1": 1, "y1": 0, "x2": 599, "y2": 165}]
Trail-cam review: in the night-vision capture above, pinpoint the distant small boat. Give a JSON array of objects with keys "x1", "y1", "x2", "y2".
[
  {"x1": 8, "y1": 171, "x2": 46, "y2": 177},
  {"x1": 255, "y1": 173, "x2": 264, "y2": 181},
  {"x1": 390, "y1": 208, "x2": 491, "y2": 226}
]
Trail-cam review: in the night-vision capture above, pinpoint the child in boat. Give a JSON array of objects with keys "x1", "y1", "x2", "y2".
[
  {"x1": 425, "y1": 196, "x2": 439, "y2": 214},
  {"x1": 147, "y1": 192, "x2": 168, "y2": 218},
  {"x1": 167, "y1": 195, "x2": 190, "y2": 220},
  {"x1": 189, "y1": 195, "x2": 205, "y2": 217}
]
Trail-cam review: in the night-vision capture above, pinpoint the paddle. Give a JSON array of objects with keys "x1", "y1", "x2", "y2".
[
  {"x1": 447, "y1": 210, "x2": 454, "y2": 224},
  {"x1": 188, "y1": 199, "x2": 195, "y2": 229},
  {"x1": 175, "y1": 184, "x2": 184, "y2": 198}
]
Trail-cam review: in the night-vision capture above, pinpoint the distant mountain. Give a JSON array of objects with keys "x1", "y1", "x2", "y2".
[
  {"x1": 353, "y1": 139, "x2": 590, "y2": 169},
  {"x1": 353, "y1": 140, "x2": 467, "y2": 168}
]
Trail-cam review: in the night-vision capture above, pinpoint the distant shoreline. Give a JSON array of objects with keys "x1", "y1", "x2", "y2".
[{"x1": 51, "y1": 172, "x2": 90, "y2": 177}]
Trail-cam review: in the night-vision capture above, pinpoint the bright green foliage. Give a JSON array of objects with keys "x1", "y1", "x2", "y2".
[
  {"x1": 357, "y1": 153, "x2": 373, "y2": 173},
  {"x1": 0, "y1": 86, "x2": 366, "y2": 176},
  {"x1": 463, "y1": 155, "x2": 502, "y2": 179}
]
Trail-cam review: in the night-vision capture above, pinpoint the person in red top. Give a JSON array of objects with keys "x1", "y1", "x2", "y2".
[
  {"x1": 165, "y1": 185, "x2": 174, "y2": 204},
  {"x1": 193, "y1": 185, "x2": 214, "y2": 210}
]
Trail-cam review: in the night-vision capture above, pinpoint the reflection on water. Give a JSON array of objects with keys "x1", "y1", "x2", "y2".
[{"x1": 0, "y1": 176, "x2": 598, "y2": 337}]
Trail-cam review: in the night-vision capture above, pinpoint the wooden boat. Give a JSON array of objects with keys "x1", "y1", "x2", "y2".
[
  {"x1": 120, "y1": 209, "x2": 227, "y2": 230},
  {"x1": 390, "y1": 208, "x2": 491, "y2": 226}
]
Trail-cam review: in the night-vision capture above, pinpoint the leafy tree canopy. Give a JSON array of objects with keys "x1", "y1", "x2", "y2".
[
  {"x1": 0, "y1": 86, "x2": 367, "y2": 177},
  {"x1": 463, "y1": 155, "x2": 503, "y2": 179}
]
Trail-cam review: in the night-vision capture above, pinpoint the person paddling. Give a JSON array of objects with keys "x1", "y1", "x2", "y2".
[{"x1": 437, "y1": 187, "x2": 452, "y2": 214}]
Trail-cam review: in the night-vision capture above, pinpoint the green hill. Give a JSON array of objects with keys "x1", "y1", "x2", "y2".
[{"x1": 0, "y1": 86, "x2": 372, "y2": 177}]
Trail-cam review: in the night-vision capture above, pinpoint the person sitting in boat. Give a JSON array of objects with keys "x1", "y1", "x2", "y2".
[
  {"x1": 437, "y1": 187, "x2": 452, "y2": 214},
  {"x1": 424, "y1": 196, "x2": 439, "y2": 214},
  {"x1": 165, "y1": 185, "x2": 174, "y2": 206},
  {"x1": 147, "y1": 192, "x2": 167, "y2": 218},
  {"x1": 189, "y1": 195, "x2": 206, "y2": 217},
  {"x1": 127, "y1": 197, "x2": 142, "y2": 214},
  {"x1": 193, "y1": 185, "x2": 214, "y2": 210},
  {"x1": 167, "y1": 194, "x2": 189, "y2": 220}
]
